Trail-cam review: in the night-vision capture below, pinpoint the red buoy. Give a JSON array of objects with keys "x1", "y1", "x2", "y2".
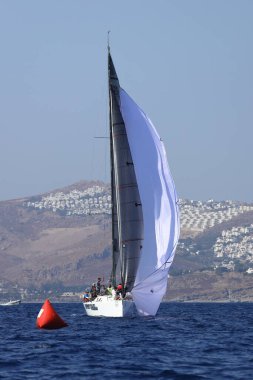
[{"x1": 36, "y1": 299, "x2": 68, "y2": 329}]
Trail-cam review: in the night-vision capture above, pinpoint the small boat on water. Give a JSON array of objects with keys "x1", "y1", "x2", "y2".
[
  {"x1": 83, "y1": 42, "x2": 180, "y2": 318},
  {"x1": 0, "y1": 299, "x2": 21, "y2": 306}
]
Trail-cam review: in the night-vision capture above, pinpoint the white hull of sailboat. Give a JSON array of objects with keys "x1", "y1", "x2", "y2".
[{"x1": 83, "y1": 296, "x2": 136, "y2": 317}]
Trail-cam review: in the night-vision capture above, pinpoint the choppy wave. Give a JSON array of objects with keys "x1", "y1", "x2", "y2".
[{"x1": 0, "y1": 303, "x2": 253, "y2": 379}]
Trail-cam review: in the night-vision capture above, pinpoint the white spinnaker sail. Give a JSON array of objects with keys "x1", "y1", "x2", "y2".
[{"x1": 119, "y1": 88, "x2": 180, "y2": 316}]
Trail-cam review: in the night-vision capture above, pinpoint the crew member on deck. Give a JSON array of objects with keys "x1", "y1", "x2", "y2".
[
  {"x1": 106, "y1": 284, "x2": 113, "y2": 295},
  {"x1": 116, "y1": 283, "x2": 123, "y2": 298},
  {"x1": 91, "y1": 283, "x2": 97, "y2": 299},
  {"x1": 100, "y1": 285, "x2": 106, "y2": 295},
  {"x1": 83, "y1": 289, "x2": 90, "y2": 302}
]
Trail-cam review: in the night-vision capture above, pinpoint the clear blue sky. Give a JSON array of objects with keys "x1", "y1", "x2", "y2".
[{"x1": 0, "y1": 0, "x2": 252, "y2": 202}]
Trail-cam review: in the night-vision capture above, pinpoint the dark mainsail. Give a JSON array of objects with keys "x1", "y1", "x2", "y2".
[{"x1": 108, "y1": 52, "x2": 144, "y2": 292}]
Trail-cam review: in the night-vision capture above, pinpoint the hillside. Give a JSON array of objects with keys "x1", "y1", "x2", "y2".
[
  {"x1": 1, "y1": 180, "x2": 253, "y2": 302},
  {"x1": 0, "y1": 181, "x2": 112, "y2": 290}
]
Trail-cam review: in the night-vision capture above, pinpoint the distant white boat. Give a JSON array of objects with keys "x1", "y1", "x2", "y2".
[{"x1": 0, "y1": 299, "x2": 21, "y2": 306}]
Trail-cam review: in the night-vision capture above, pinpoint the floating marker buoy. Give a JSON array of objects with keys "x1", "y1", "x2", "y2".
[{"x1": 36, "y1": 299, "x2": 68, "y2": 329}]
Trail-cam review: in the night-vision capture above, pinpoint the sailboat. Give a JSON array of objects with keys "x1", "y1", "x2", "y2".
[{"x1": 83, "y1": 46, "x2": 180, "y2": 317}]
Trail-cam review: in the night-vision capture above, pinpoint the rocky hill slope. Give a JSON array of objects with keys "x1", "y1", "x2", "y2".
[
  {"x1": 0, "y1": 181, "x2": 111, "y2": 289},
  {"x1": 1, "y1": 180, "x2": 253, "y2": 302}
]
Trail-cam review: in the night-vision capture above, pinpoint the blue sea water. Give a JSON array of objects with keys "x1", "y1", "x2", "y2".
[{"x1": 0, "y1": 302, "x2": 253, "y2": 379}]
